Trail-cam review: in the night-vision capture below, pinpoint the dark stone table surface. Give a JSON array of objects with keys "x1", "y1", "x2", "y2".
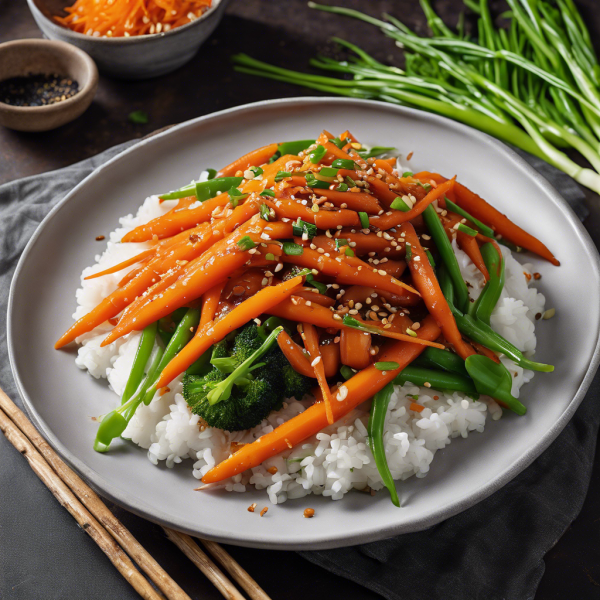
[{"x1": 2, "y1": 0, "x2": 600, "y2": 598}]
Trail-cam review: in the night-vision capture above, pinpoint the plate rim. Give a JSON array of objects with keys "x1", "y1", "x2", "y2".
[{"x1": 8, "y1": 96, "x2": 600, "y2": 550}]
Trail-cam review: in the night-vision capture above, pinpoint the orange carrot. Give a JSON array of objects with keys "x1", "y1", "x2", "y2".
[
  {"x1": 101, "y1": 217, "x2": 266, "y2": 346},
  {"x1": 154, "y1": 274, "x2": 306, "y2": 388},
  {"x1": 341, "y1": 285, "x2": 421, "y2": 308},
  {"x1": 416, "y1": 171, "x2": 560, "y2": 265},
  {"x1": 201, "y1": 315, "x2": 441, "y2": 483},
  {"x1": 281, "y1": 246, "x2": 417, "y2": 296},
  {"x1": 340, "y1": 328, "x2": 371, "y2": 370},
  {"x1": 457, "y1": 231, "x2": 490, "y2": 281},
  {"x1": 264, "y1": 198, "x2": 360, "y2": 229},
  {"x1": 84, "y1": 247, "x2": 156, "y2": 280},
  {"x1": 312, "y1": 231, "x2": 405, "y2": 259},
  {"x1": 320, "y1": 342, "x2": 340, "y2": 378},
  {"x1": 400, "y1": 222, "x2": 475, "y2": 360},
  {"x1": 277, "y1": 331, "x2": 315, "y2": 378},
  {"x1": 200, "y1": 281, "x2": 226, "y2": 327},
  {"x1": 302, "y1": 324, "x2": 335, "y2": 424},
  {"x1": 369, "y1": 178, "x2": 456, "y2": 230},
  {"x1": 217, "y1": 143, "x2": 279, "y2": 178},
  {"x1": 409, "y1": 402, "x2": 425, "y2": 413},
  {"x1": 310, "y1": 188, "x2": 382, "y2": 214}
]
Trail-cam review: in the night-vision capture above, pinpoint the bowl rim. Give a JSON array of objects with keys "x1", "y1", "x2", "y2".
[
  {"x1": 26, "y1": 0, "x2": 225, "y2": 45},
  {"x1": 0, "y1": 38, "x2": 98, "y2": 114}
]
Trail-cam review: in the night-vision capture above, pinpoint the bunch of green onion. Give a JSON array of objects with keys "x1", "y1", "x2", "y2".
[{"x1": 233, "y1": 0, "x2": 600, "y2": 194}]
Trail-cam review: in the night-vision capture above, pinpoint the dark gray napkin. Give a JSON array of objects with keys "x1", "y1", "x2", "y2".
[{"x1": 0, "y1": 139, "x2": 595, "y2": 600}]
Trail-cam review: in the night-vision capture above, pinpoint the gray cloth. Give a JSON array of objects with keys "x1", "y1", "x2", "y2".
[{"x1": 0, "y1": 140, "x2": 595, "y2": 600}]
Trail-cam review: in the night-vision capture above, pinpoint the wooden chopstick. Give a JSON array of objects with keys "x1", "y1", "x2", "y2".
[
  {"x1": 0, "y1": 387, "x2": 189, "y2": 600},
  {"x1": 200, "y1": 539, "x2": 272, "y2": 600},
  {"x1": 0, "y1": 405, "x2": 168, "y2": 600},
  {"x1": 164, "y1": 529, "x2": 247, "y2": 600}
]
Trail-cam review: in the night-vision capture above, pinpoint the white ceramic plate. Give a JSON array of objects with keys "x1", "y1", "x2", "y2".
[{"x1": 8, "y1": 98, "x2": 600, "y2": 550}]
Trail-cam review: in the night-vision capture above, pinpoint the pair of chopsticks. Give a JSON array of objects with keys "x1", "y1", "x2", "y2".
[{"x1": 0, "y1": 386, "x2": 271, "y2": 600}]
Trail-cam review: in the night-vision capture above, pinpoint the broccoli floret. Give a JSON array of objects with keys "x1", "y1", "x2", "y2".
[{"x1": 182, "y1": 323, "x2": 313, "y2": 431}]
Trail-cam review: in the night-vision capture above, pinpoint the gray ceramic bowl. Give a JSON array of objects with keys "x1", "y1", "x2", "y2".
[
  {"x1": 27, "y1": 0, "x2": 229, "y2": 79},
  {"x1": 0, "y1": 38, "x2": 98, "y2": 132}
]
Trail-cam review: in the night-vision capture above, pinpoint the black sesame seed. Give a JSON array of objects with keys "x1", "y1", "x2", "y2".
[{"x1": 0, "y1": 74, "x2": 79, "y2": 107}]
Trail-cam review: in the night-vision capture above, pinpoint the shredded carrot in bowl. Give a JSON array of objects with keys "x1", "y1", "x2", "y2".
[{"x1": 55, "y1": 0, "x2": 212, "y2": 38}]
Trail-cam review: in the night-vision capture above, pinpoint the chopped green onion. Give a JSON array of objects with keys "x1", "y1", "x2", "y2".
[
  {"x1": 275, "y1": 171, "x2": 292, "y2": 182},
  {"x1": 329, "y1": 137, "x2": 346, "y2": 150},
  {"x1": 457, "y1": 223, "x2": 478, "y2": 237},
  {"x1": 336, "y1": 182, "x2": 349, "y2": 192},
  {"x1": 265, "y1": 253, "x2": 276, "y2": 261},
  {"x1": 282, "y1": 241, "x2": 304, "y2": 256},
  {"x1": 340, "y1": 365, "x2": 356, "y2": 380},
  {"x1": 405, "y1": 243, "x2": 412, "y2": 261},
  {"x1": 332, "y1": 158, "x2": 357, "y2": 170},
  {"x1": 406, "y1": 328, "x2": 417, "y2": 338},
  {"x1": 305, "y1": 273, "x2": 328, "y2": 294},
  {"x1": 344, "y1": 176, "x2": 356, "y2": 187},
  {"x1": 206, "y1": 168, "x2": 217, "y2": 180},
  {"x1": 260, "y1": 189, "x2": 275, "y2": 197},
  {"x1": 319, "y1": 167, "x2": 340, "y2": 177},
  {"x1": 278, "y1": 140, "x2": 315, "y2": 155},
  {"x1": 407, "y1": 394, "x2": 419, "y2": 401},
  {"x1": 402, "y1": 171, "x2": 413, "y2": 178},
  {"x1": 375, "y1": 361, "x2": 400, "y2": 371},
  {"x1": 358, "y1": 211, "x2": 370, "y2": 229},
  {"x1": 342, "y1": 315, "x2": 381, "y2": 335},
  {"x1": 417, "y1": 181, "x2": 432, "y2": 192},
  {"x1": 249, "y1": 166, "x2": 264, "y2": 177},
  {"x1": 228, "y1": 187, "x2": 248, "y2": 207},
  {"x1": 335, "y1": 238, "x2": 348, "y2": 250},
  {"x1": 237, "y1": 236, "x2": 256, "y2": 251},
  {"x1": 259, "y1": 203, "x2": 271, "y2": 221},
  {"x1": 344, "y1": 247, "x2": 355, "y2": 257},
  {"x1": 309, "y1": 145, "x2": 327, "y2": 164},
  {"x1": 425, "y1": 249, "x2": 436, "y2": 268},
  {"x1": 445, "y1": 197, "x2": 495, "y2": 238},
  {"x1": 390, "y1": 196, "x2": 411, "y2": 212},
  {"x1": 305, "y1": 172, "x2": 330, "y2": 189},
  {"x1": 292, "y1": 218, "x2": 318, "y2": 239},
  {"x1": 128, "y1": 110, "x2": 148, "y2": 124}
]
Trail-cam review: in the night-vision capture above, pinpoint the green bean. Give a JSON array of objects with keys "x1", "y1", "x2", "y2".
[
  {"x1": 444, "y1": 197, "x2": 495, "y2": 238},
  {"x1": 367, "y1": 383, "x2": 400, "y2": 507},
  {"x1": 278, "y1": 140, "x2": 315, "y2": 155},
  {"x1": 422, "y1": 204, "x2": 470, "y2": 313},
  {"x1": 412, "y1": 346, "x2": 469, "y2": 377},
  {"x1": 465, "y1": 355, "x2": 526, "y2": 415},
  {"x1": 159, "y1": 177, "x2": 243, "y2": 201},
  {"x1": 142, "y1": 307, "x2": 201, "y2": 405},
  {"x1": 394, "y1": 365, "x2": 479, "y2": 397},
  {"x1": 121, "y1": 322, "x2": 157, "y2": 406},
  {"x1": 473, "y1": 243, "x2": 505, "y2": 325}
]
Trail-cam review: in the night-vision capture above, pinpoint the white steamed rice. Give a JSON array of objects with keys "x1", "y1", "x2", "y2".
[{"x1": 73, "y1": 192, "x2": 546, "y2": 504}]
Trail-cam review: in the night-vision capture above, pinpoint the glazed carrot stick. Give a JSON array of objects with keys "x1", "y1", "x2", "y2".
[
  {"x1": 201, "y1": 315, "x2": 441, "y2": 483},
  {"x1": 264, "y1": 198, "x2": 360, "y2": 229},
  {"x1": 267, "y1": 296, "x2": 444, "y2": 349},
  {"x1": 123, "y1": 156, "x2": 292, "y2": 243},
  {"x1": 277, "y1": 331, "x2": 315, "y2": 378},
  {"x1": 200, "y1": 281, "x2": 226, "y2": 327},
  {"x1": 369, "y1": 178, "x2": 456, "y2": 230},
  {"x1": 312, "y1": 231, "x2": 405, "y2": 259},
  {"x1": 310, "y1": 188, "x2": 382, "y2": 214},
  {"x1": 470, "y1": 340, "x2": 501, "y2": 364},
  {"x1": 293, "y1": 288, "x2": 336, "y2": 308},
  {"x1": 154, "y1": 275, "x2": 306, "y2": 388},
  {"x1": 302, "y1": 323, "x2": 335, "y2": 424},
  {"x1": 122, "y1": 193, "x2": 230, "y2": 243},
  {"x1": 416, "y1": 171, "x2": 560, "y2": 265},
  {"x1": 364, "y1": 176, "x2": 400, "y2": 208},
  {"x1": 84, "y1": 248, "x2": 156, "y2": 280},
  {"x1": 341, "y1": 285, "x2": 421, "y2": 308},
  {"x1": 267, "y1": 296, "x2": 345, "y2": 330},
  {"x1": 340, "y1": 328, "x2": 371, "y2": 370},
  {"x1": 101, "y1": 217, "x2": 267, "y2": 346},
  {"x1": 281, "y1": 246, "x2": 417, "y2": 296},
  {"x1": 400, "y1": 222, "x2": 475, "y2": 360},
  {"x1": 320, "y1": 342, "x2": 340, "y2": 378},
  {"x1": 457, "y1": 231, "x2": 490, "y2": 281},
  {"x1": 216, "y1": 143, "x2": 279, "y2": 178}
]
